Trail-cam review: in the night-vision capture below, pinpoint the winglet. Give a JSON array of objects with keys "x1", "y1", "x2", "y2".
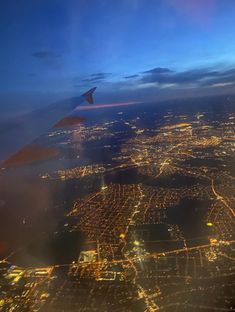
[{"x1": 82, "y1": 87, "x2": 97, "y2": 104}]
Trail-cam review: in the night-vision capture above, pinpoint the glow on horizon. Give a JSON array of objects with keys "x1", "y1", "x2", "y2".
[{"x1": 75, "y1": 101, "x2": 142, "y2": 111}]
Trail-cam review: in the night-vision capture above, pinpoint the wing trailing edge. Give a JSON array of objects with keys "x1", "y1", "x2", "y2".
[
  {"x1": 53, "y1": 116, "x2": 86, "y2": 128},
  {"x1": 1, "y1": 145, "x2": 59, "y2": 168}
]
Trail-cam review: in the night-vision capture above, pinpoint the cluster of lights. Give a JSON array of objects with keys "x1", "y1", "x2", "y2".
[
  {"x1": 119, "y1": 233, "x2": 126, "y2": 239},
  {"x1": 101, "y1": 186, "x2": 108, "y2": 191}
]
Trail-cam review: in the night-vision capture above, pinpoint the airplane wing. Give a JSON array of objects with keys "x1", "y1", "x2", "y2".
[
  {"x1": 52, "y1": 116, "x2": 86, "y2": 129},
  {"x1": 81, "y1": 87, "x2": 97, "y2": 104},
  {"x1": 0, "y1": 87, "x2": 97, "y2": 168},
  {"x1": 53, "y1": 87, "x2": 96, "y2": 128},
  {"x1": 52, "y1": 87, "x2": 96, "y2": 129}
]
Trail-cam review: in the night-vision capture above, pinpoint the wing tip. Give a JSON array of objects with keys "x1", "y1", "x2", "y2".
[{"x1": 82, "y1": 87, "x2": 97, "y2": 104}]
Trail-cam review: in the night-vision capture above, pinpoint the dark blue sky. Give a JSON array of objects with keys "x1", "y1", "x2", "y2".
[{"x1": 1, "y1": 0, "x2": 235, "y2": 114}]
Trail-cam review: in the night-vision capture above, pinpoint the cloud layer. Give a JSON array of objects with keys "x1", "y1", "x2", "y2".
[
  {"x1": 93, "y1": 64, "x2": 235, "y2": 103},
  {"x1": 139, "y1": 66, "x2": 235, "y2": 88}
]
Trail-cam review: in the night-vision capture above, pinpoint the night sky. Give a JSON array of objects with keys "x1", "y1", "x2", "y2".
[{"x1": 1, "y1": 0, "x2": 235, "y2": 116}]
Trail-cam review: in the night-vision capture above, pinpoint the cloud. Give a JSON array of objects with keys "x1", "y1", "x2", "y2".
[
  {"x1": 99, "y1": 64, "x2": 235, "y2": 103},
  {"x1": 124, "y1": 74, "x2": 139, "y2": 79},
  {"x1": 142, "y1": 67, "x2": 173, "y2": 74},
  {"x1": 32, "y1": 50, "x2": 62, "y2": 70},
  {"x1": 139, "y1": 66, "x2": 231, "y2": 87},
  {"x1": 200, "y1": 68, "x2": 235, "y2": 87},
  {"x1": 74, "y1": 65, "x2": 235, "y2": 101},
  {"x1": 32, "y1": 51, "x2": 61, "y2": 59},
  {"x1": 90, "y1": 72, "x2": 111, "y2": 78},
  {"x1": 82, "y1": 72, "x2": 112, "y2": 83}
]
